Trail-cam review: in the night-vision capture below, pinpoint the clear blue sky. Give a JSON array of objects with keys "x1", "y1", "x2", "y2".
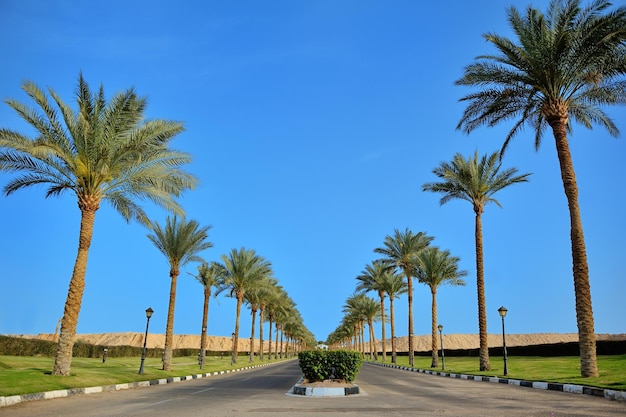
[{"x1": 1, "y1": 0, "x2": 624, "y2": 343}]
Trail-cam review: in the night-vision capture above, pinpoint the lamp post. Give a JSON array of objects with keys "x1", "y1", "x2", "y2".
[
  {"x1": 437, "y1": 324, "x2": 445, "y2": 371},
  {"x1": 200, "y1": 326, "x2": 207, "y2": 369},
  {"x1": 138, "y1": 307, "x2": 154, "y2": 375},
  {"x1": 498, "y1": 306, "x2": 508, "y2": 376},
  {"x1": 231, "y1": 332, "x2": 236, "y2": 366}
]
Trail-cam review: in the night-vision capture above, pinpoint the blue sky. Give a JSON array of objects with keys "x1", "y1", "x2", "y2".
[{"x1": 1, "y1": 0, "x2": 624, "y2": 344}]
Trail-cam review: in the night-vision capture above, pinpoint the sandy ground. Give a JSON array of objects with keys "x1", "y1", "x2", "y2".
[{"x1": 13, "y1": 332, "x2": 626, "y2": 352}]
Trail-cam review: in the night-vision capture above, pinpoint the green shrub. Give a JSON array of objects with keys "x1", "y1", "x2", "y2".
[{"x1": 298, "y1": 350, "x2": 362, "y2": 382}]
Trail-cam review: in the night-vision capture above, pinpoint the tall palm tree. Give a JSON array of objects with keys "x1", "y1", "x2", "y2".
[
  {"x1": 257, "y1": 279, "x2": 280, "y2": 361},
  {"x1": 245, "y1": 276, "x2": 277, "y2": 362},
  {"x1": 265, "y1": 285, "x2": 288, "y2": 360},
  {"x1": 194, "y1": 262, "x2": 219, "y2": 369},
  {"x1": 147, "y1": 216, "x2": 212, "y2": 371},
  {"x1": 455, "y1": 0, "x2": 626, "y2": 377},
  {"x1": 213, "y1": 248, "x2": 273, "y2": 364},
  {"x1": 375, "y1": 228, "x2": 433, "y2": 366},
  {"x1": 380, "y1": 268, "x2": 407, "y2": 363},
  {"x1": 416, "y1": 246, "x2": 467, "y2": 368},
  {"x1": 356, "y1": 260, "x2": 393, "y2": 362},
  {"x1": 0, "y1": 75, "x2": 196, "y2": 375},
  {"x1": 423, "y1": 151, "x2": 529, "y2": 371}
]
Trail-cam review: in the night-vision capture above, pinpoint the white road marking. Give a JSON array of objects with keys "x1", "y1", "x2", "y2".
[{"x1": 191, "y1": 387, "x2": 215, "y2": 394}]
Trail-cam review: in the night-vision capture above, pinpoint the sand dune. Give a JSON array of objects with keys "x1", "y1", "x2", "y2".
[{"x1": 18, "y1": 332, "x2": 626, "y2": 352}]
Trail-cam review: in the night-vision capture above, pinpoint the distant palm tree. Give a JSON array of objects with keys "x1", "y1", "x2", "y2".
[
  {"x1": 214, "y1": 248, "x2": 273, "y2": 364},
  {"x1": 257, "y1": 279, "x2": 280, "y2": 361},
  {"x1": 375, "y1": 228, "x2": 433, "y2": 366},
  {"x1": 245, "y1": 276, "x2": 277, "y2": 362},
  {"x1": 455, "y1": 0, "x2": 626, "y2": 377},
  {"x1": 194, "y1": 262, "x2": 219, "y2": 369},
  {"x1": 381, "y1": 267, "x2": 408, "y2": 363},
  {"x1": 416, "y1": 246, "x2": 467, "y2": 368},
  {"x1": 356, "y1": 260, "x2": 393, "y2": 362},
  {"x1": 147, "y1": 216, "x2": 212, "y2": 371},
  {"x1": 423, "y1": 151, "x2": 529, "y2": 371},
  {"x1": 0, "y1": 74, "x2": 196, "y2": 376}
]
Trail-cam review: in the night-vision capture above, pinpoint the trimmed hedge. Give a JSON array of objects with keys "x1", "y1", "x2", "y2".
[
  {"x1": 0, "y1": 335, "x2": 227, "y2": 358},
  {"x1": 298, "y1": 350, "x2": 362, "y2": 382}
]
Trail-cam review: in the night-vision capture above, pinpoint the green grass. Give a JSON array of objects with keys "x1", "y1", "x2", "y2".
[
  {"x1": 2, "y1": 354, "x2": 624, "y2": 397},
  {"x1": 0, "y1": 355, "x2": 291, "y2": 397},
  {"x1": 375, "y1": 355, "x2": 626, "y2": 391}
]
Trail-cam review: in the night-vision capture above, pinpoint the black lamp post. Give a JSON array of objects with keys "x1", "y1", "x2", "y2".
[
  {"x1": 231, "y1": 332, "x2": 236, "y2": 366},
  {"x1": 498, "y1": 306, "x2": 508, "y2": 376},
  {"x1": 138, "y1": 307, "x2": 154, "y2": 375},
  {"x1": 437, "y1": 324, "x2": 445, "y2": 371},
  {"x1": 200, "y1": 326, "x2": 207, "y2": 369}
]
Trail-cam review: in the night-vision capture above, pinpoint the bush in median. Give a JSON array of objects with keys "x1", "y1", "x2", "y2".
[{"x1": 298, "y1": 350, "x2": 362, "y2": 382}]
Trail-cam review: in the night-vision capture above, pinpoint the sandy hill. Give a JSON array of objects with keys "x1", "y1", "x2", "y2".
[{"x1": 17, "y1": 332, "x2": 626, "y2": 352}]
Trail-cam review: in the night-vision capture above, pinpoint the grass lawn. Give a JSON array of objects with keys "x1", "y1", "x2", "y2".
[
  {"x1": 1, "y1": 354, "x2": 624, "y2": 397},
  {"x1": 0, "y1": 355, "x2": 290, "y2": 397},
  {"x1": 374, "y1": 354, "x2": 626, "y2": 391}
]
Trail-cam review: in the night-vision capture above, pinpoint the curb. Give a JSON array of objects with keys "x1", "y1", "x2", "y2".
[
  {"x1": 289, "y1": 377, "x2": 361, "y2": 397},
  {"x1": 0, "y1": 361, "x2": 281, "y2": 408},
  {"x1": 370, "y1": 362, "x2": 626, "y2": 402}
]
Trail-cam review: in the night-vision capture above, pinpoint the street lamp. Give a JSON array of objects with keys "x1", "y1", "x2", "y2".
[
  {"x1": 200, "y1": 326, "x2": 207, "y2": 369},
  {"x1": 437, "y1": 324, "x2": 445, "y2": 371},
  {"x1": 231, "y1": 332, "x2": 236, "y2": 366},
  {"x1": 498, "y1": 306, "x2": 508, "y2": 376},
  {"x1": 138, "y1": 307, "x2": 154, "y2": 375}
]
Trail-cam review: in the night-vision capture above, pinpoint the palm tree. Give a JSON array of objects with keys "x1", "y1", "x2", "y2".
[
  {"x1": 423, "y1": 151, "x2": 529, "y2": 371},
  {"x1": 375, "y1": 228, "x2": 433, "y2": 366},
  {"x1": 147, "y1": 216, "x2": 212, "y2": 371},
  {"x1": 380, "y1": 268, "x2": 407, "y2": 363},
  {"x1": 194, "y1": 262, "x2": 219, "y2": 369},
  {"x1": 213, "y1": 248, "x2": 273, "y2": 364},
  {"x1": 356, "y1": 260, "x2": 393, "y2": 362},
  {"x1": 455, "y1": 0, "x2": 626, "y2": 377},
  {"x1": 0, "y1": 75, "x2": 196, "y2": 375},
  {"x1": 257, "y1": 279, "x2": 280, "y2": 361},
  {"x1": 245, "y1": 276, "x2": 277, "y2": 362},
  {"x1": 416, "y1": 246, "x2": 467, "y2": 368}
]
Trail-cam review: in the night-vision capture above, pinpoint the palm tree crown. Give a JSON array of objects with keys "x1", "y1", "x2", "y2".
[
  {"x1": 455, "y1": 0, "x2": 625, "y2": 377},
  {"x1": 0, "y1": 74, "x2": 196, "y2": 376}
]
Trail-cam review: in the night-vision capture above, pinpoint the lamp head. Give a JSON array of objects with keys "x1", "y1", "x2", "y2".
[
  {"x1": 437, "y1": 324, "x2": 443, "y2": 332},
  {"x1": 498, "y1": 306, "x2": 508, "y2": 318},
  {"x1": 145, "y1": 307, "x2": 154, "y2": 319}
]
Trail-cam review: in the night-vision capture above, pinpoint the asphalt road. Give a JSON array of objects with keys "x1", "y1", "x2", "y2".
[{"x1": 1, "y1": 360, "x2": 624, "y2": 416}]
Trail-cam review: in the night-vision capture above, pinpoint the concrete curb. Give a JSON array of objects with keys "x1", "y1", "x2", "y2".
[
  {"x1": 0, "y1": 361, "x2": 282, "y2": 408},
  {"x1": 289, "y1": 377, "x2": 361, "y2": 397},
  {"x1": 370, "y1": 362, "x2": 626, "y2": 402}
]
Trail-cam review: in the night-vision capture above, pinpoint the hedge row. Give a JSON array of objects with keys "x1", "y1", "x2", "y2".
[
  {"x1": 0, "y1": 335, "x2": 228, "y2": 358},
  {"x1": 298, "y1": 350, "x2": 362, "y2": 382}
]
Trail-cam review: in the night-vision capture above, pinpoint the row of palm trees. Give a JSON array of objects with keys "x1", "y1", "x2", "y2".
[
  {"x1": 330, "y1": 0, "x2": 626, "y2": 379},
  {"x1": 0, "y1": 73, "x2": 315, "y2": 375},
  {"x1": 130, "y1": 217, "x2": 316, "y2": 371},
  {"x1": 328, "y1": 230, "x2": 467, "y2": 369},
  {"x1": 1, "y1": 0, "x2": 624, "y2": 379}
]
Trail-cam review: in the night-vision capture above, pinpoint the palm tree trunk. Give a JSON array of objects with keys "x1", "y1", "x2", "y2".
[
  {"x1": 53, "y1": 207, "x2": 97, "y2": 376},
  {"x1": 233, "y1": 295, "x2": 243, "y2": 364},
  {"x1": 268, "y1": 314, "x2": 273, "y2": 360},
  {"x1": 551, "y1": 120, "x2": 598, "y2": 377},
  {"x1": 431, "y1": 288, "x2": 438, "y2": 368},
  {"x1": 259, "y1": 307, "x2": 264, "y2": 361},
  {"x1": 406, "y1": 272, "x2": 415, "y2": 367},
  {"x1": 200, "y1": 286, "x2": 210, "y2": 369},
  {"x1": 163, "y1": 268, "x2": 179, "y2": 371},
  {"x1": 379, "y1": 291, "x2": 386, "y2": 362},
  {"x1": 390, "y1": 296, "x2": 397, "y2": 364},
  {"x1": 274, "y1": 323, "x2": 279, "y2": 359},
  {"x1": 475, "y1": 210, "x2": 490, "y2": 371},
  {"x1": 249, "y1": 308, "x2": 257, "y2": 362},
  {"x1": 368, "y1": 319, "x2": 377, "y2": 361}
]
